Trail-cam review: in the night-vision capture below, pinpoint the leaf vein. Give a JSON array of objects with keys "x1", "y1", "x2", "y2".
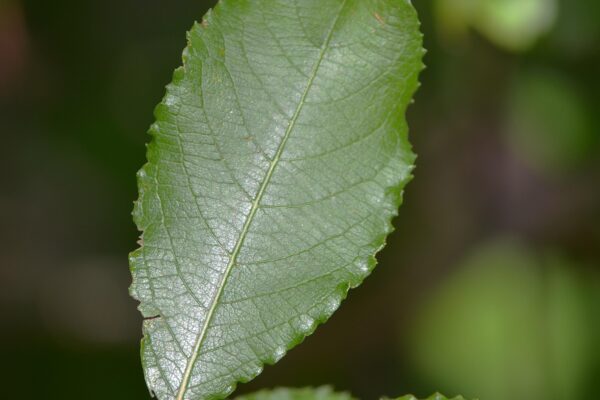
[{"x1": 175, "y1": 1, "x2": 349, "y2": 398}]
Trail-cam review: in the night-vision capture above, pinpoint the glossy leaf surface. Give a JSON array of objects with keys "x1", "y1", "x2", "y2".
[
  {"x1": 235, "y1": 387, "x2": 354, "y2": 400},
  {"x1": 130, "y1": 0, "x2": 423, "y2": 399},
  {"x1": 236, "y1": 388, "x2": 466, "y2": 400}
]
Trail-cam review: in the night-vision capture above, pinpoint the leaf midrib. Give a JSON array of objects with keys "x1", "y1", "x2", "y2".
[{"x1": 175, "y1": 1, "x2": 349, "y2": 398}]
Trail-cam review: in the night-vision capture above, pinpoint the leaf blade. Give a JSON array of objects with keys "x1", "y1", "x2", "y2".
[
  {"x1": 176, "y1": 4, "x2": 351, "y2": 397},
  {"x1": 235, "y1": 387, "x2": 355, "y2": 400},
  {"x1": 234, "y1": 387, "x2": 467, "y2": 400},
  {"x1": 130, "y1": 1, "x2": 424, "y2": 399}
]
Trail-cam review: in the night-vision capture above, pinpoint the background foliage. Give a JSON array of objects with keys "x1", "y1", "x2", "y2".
[{"x1": 0, "y1": 0, "x2": 598, "y2": 399}]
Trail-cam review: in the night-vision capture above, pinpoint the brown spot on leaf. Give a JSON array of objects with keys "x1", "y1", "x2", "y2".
[{"x1": 374, "y1": 12, "x2": 385, "y2": 25}]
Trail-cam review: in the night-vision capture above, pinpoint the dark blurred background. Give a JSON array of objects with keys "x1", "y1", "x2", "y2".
[{"x1": 0, "y1": 0, "x2": 598, "y2": 398}]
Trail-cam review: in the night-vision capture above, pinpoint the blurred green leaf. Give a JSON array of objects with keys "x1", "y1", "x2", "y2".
[
  {"x1": 550, "y1": 0, "x2": 600, "y2": 56},
  {"x1": 409, "y1": 240, "x2": 595, "y2": 400},
  {"x1": 434, "y1": 0, "x2": 557, "y2": 51},
  {"x1": 129, "y1": 0, "x2": 424, "y2": 399},
  {"x1": 507, "y1": 68, "x2": 594, "y2": 174}
]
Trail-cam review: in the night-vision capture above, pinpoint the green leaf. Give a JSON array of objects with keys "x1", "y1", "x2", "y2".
[
  {"x1": 234, "y1": 387, "x2": 355, "y2": 400},
  {"x1": 434, "y1": 0, "x2": 557, "y2": 51},
  {"x1": 392, "y1": 395, "x2": 466, "y2": 400},
  {"x1": 234, "y1": 387, "x2": 466, "y2": 400},
  {"x1": 408, "y1": 240, "x2": 594, "y2": 400},
  {"x1": 129, "y1": 1, "x2": 423, "y2": 399}
]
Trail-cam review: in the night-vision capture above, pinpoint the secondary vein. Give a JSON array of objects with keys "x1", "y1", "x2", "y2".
[{"x1": 176, "y1": 1, "x2": 349, "y2": 398}]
